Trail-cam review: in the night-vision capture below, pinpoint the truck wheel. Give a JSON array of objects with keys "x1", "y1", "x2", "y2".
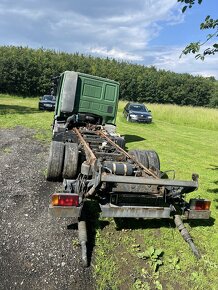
[
  {"x1": 63, "y1": 143, "x2": 79, "y2": 179},
  {"x1": 128, "y1": 150, "x2": 149, "y2": 168},
  {"x1": 115, "y1": 137, "x2": 125, "y2": 149},
  {"x1": 129, "y1": 150, "x2": 160, "y2": 170},
  {"x1": 47, "y1": 141, "x2": 64, "y2": 181},
  {"x1": 140, "y1": 150, "x2": 160, "y2": 170}
]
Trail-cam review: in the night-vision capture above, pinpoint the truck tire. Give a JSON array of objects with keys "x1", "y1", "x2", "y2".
[
  {"x1": 47, "y1": 141, "x2": 64, "y2": 181},
  {"x1": 63, "y1": 143, "x2": 79, "y2": 179},
  {"x1": 129, "y1": 150, "x2": 160, "y2": 170},
  {"x1": 115, "y1": 137, "x2": 125, "y2": 149},
  {"x1": 142, "y1": 150, "x2": 160, "y2": 170},
  {"x1": 128, "y1": 149, "x2": 149, "y2": 168}
]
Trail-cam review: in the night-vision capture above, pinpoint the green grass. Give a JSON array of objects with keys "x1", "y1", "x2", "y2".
[
  {"x1": 1, "y1": 94, "x2": 218, "y2": 289},
  {"x1": 0, "y1": 94, "x2": 53, "y2": 142}
]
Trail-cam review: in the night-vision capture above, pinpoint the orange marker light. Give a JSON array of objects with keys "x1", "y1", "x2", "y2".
[{"x1": 52, "y1": 195, "x2": 59, "y2": 206}]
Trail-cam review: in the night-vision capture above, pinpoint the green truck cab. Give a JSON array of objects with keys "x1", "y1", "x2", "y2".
[{"x1": 54, "y1": 71, "x2": 119, "y2": 127}]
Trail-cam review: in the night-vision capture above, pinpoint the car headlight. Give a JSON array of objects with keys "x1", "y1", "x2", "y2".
[
  {"x1": 147, "y1": 116, "x2": 152, "y2": 119},
  {"x1": 129, "y1": 114, "x2": 137, "y2": 118}
]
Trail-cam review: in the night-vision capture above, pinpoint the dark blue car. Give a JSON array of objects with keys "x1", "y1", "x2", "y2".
[
  {"x1": 123, "y1": 102, "x2": 152, "y2": 123},
  {"x1": 39, "y1": 95, "x2": 56, "y2": 111}
]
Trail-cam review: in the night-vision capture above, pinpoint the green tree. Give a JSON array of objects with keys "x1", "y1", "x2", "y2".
[
  {"x1": 0, "y1": 45, "x2": 216, "y2": 107},
  {"x1": 178, "y1": 0, "x2": 218, "y2": 59}
]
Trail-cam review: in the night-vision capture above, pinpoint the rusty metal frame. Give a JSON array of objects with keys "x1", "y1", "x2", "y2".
[
  {"x1": 101, "y1": 173, "x2": 198, "y2": 189},
  {"x1": 73, "y1": 127, "x2": 96, "y2": 166},
  {"x1": 95, "y1": 130, "x2": 158, "y2": 179}
]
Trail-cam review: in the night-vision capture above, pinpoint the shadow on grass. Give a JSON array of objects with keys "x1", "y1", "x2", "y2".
[
  {"x1": 213, "y1": 199, "x2": 218, "y2": 209},
  {"x1": 206, "y1": 165, "x2": 218, "y2": 194},
  {"x1": 207, "y1": 164, "x2": 218, "y2": 170},
  {"x1": 114, "y1": 218, "x2": 174, "y2": 230},
  {"x1": 123, "y1": 134, "x2": 146, "y2": 143},
  {"x1": 188, "y1": 217, "x2": 215, "y2": 227},
  {"x1": 0, "y1": 104, "x2": 41, "y2": 114},
  {"x1": 114, "y1": 216, "x2": 215, "y2": 230},
  {"x1": 207, "y1": 178, "x2": 218, "y2": 194},
  {"x1": 208, "y1": 188, "x2": 218, "y2": 193}
]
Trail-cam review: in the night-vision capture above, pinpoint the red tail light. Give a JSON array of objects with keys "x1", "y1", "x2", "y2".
[
  {"x1": 189, "y1": 198, "x2": 211, "y2": 211},
  {"x1": 51, "y1": 193, "x2": 79, "y2": 207}
]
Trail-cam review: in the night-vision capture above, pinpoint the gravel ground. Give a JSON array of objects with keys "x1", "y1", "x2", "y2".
[{"x1": 0, "y1": 127, "x2": 95, "y2": 290}]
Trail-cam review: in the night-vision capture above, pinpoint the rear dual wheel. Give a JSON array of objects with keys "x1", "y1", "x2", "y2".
[
  {"x1": 115, "y1": 137, "x2": 125, "y2": 149},
  {"x1": 46, "y1": 141, "x2": 79, "y2": 181},
  {"x1": 63, "y1": 143, "x2": 79, "y2": 179},
  {"x1": 142, "y1": 150, "x2": 160, "y2": 170},
  {"x1": 47, "y1": 141, "x2": 64, "y2": 181},
  {"x1": 128, "y1": 149, "x2": 160, "y2": 170}
]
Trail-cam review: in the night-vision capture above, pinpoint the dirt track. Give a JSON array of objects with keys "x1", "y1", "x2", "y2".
[{"x1": 0, "y1": 127, "x2": 95, "y2": 290}]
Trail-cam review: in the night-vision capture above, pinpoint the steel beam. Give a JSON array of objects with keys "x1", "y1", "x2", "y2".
[{"x1": 101, "y1": 173, "x2": 198, "y2": 188}]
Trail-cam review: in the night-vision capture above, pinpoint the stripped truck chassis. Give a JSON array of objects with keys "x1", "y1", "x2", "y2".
[{"x1": 49, "y1": 125, "x2": 211, "y2": 266}]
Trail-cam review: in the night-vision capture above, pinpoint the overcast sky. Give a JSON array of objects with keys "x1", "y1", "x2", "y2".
[{"x1": 0, "y1": 0, "x2": 217, "y2": 78}]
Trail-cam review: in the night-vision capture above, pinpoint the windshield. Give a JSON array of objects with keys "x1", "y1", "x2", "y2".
[
  {"x1": 43, "y1": 95, "x2": 54, "y2": 101},
  {"x1": 129, "y1": 105, "x2": 148, "y2": 112}
]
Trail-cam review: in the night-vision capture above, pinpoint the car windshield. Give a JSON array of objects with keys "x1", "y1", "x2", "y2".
[
  {"x1": 43, "y1": 95, "x2": 54, "y2": 101},
  {"x1": 129, "y1": 105, "x2": 147, "y2": 112}
]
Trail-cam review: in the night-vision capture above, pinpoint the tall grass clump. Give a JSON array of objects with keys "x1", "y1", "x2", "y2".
[{"x1": 148, "y1": 103, "x2": 218, "y2": 131}]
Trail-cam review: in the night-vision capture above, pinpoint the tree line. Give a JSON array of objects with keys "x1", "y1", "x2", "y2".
[{"x1": 0, "y1": 45, "x2": 217, "y2": 107}]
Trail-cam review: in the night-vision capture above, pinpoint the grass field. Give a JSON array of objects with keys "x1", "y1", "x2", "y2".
[
  {"x1": 1, "y1": 94, "x2": 218, "y2": 289},
  {"x1": 0, "y1": 94, "x2": 53, "y2": 141}
]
